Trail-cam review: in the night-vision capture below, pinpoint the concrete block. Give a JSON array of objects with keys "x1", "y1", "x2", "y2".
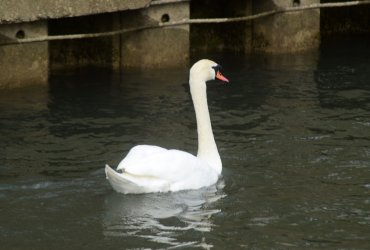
[
  {"x1": 0, "y1": 0, "x2": 151, "y2": 24},
  {"x1": 0, "y1": 21, "x2": 48, "y2": 88},
  {"x1": 321, "y1": 1, "x2": 370, "y2": 35},
  {"x1": 253, "y1": 0, "x2": 320, "y2": 53},
  {"x1": 190, "y1": 0, "x2": 253, "y2": 54},
  {"x1": 49, "y1": 13, "x2": 121, "y2": 70},
  {"x1": 120, "y1": 2, "x2": 189, "y2": 68}
]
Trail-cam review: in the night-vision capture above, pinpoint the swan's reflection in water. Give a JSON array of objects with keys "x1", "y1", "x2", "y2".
[{"x1": 103, "y1": 181, "x2": 225, "y2": 248}]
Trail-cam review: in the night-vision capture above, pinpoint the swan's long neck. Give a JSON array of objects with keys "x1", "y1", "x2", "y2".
[{"x1": 190, "y1": 78, "x2": 222, "y2": 174}]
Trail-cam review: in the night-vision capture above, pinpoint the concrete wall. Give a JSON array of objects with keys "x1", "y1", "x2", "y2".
[
  {"x1": 0, "y1": 21, "x2": 48, "y2": 88},
  {"x1": 190, "y1": 0, "x2": 253, "y2": 53},
  {"x1": 0, "y1": 0, "x2": 151, "y2": 88},
  {"x1": 321, "y1": 1, "x2": 370, "y2": 35},
  {"x1": 1, "y1": 0, "x2": 368, "y2": 88},
  {"x1": 0, "y1": 0, "x2": 150, "y2": 24},
  {"x1": 120, "y1": 2, "x2": 190, "y2": 68},
  {"x1": 49, "y1": 2, "x2": 190, "y2": 69},
  {"x1": 253, "y1": 0, "x2": 320, "y2": 53},
  {"x1": 49, "y1": 13, "x2": 121, "y2": 70},
  {"x1": 0, "y1": 1, "x2": 190, "y2": 88}
]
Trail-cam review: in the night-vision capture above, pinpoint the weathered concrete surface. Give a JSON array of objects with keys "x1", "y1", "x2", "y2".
[
  {"x1": 0, "y1": 0, "x2": 151, "y2": 24},
  {"x1": 49, "y1": 13, "x2": 121, "y2": 70},
  {"x1": 253, "y1": 0, "x2": 320, "y2": 53},
  {"x1": 321, "y1": 1, "x2": 370, "y2": 35},
  {"x1": 48, "y1": 1, "x2": 191, "y2": 70},
  {"x1": 121, "y1": 2, "x2": 189, "y2": 68},
  {"x1": 190, "y1": 0, "x2": 253, "y2": 53},
  {"x1": 0, "y1": 21, "x2": 48, "y2": 88}
]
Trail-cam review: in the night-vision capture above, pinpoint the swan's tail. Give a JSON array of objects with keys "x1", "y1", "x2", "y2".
[
  {"x1": 105, "y1": 164, "x2": 145, "y2": 194},
  {"x1": 105, "y1": 164, "x2": 169, "y2": 194}
]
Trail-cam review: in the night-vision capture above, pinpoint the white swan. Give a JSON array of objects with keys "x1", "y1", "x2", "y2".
[{"x1": 105, "y1": 59, "x2": 229, "y2": 194}]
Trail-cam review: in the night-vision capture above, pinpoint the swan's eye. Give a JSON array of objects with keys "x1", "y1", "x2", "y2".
[{"x1": 212, "y1": 65, "x2": 222, "y2": 73}]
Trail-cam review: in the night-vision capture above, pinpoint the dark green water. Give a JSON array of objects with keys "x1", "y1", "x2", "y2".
[{"x1": 1, "y1": 37, "x2": 370, "y2": 249}]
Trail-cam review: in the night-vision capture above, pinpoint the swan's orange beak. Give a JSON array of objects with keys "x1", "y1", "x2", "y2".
[{"x1": 216, "y1": 71, "x2": 229, "y2": 83}]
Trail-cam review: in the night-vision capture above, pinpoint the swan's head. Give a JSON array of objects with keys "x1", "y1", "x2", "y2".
[{"x1": 189, "y1": 59, "x2": 229, "y2": 84}]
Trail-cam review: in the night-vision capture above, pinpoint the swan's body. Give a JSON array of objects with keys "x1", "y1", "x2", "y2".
[{"x1": 105, "y1": 59, "x2": 229, "y2": 194}]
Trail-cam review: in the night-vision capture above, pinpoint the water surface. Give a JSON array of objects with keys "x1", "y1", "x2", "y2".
[{"x1": 1, "y1": 37, "x2": 370, "y2": 249}]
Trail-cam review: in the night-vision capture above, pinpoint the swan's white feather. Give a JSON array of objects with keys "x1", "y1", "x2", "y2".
[
  {"x1": 107, "y1": 145, "x2": 218, "y2": 193},
  {"x1": 105, "y1": 164, "x2": 170, "y2": 194}
]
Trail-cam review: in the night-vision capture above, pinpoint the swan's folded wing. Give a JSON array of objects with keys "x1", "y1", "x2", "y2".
[
  {"x1": 117, "y1": 145, "x2": 168, "y2": 172},
  {"x1": 116, "y1": 145, "x2": 213, "y2": 183},
  {"x1": 105, "y1": 164, "x2": 170, "y2": 194}
]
